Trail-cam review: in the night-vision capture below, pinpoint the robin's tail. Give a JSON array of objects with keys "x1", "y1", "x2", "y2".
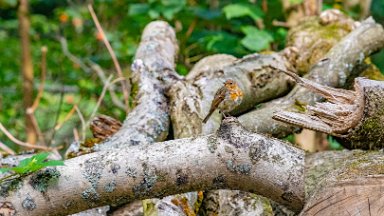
[{"x1": 202, "y1": 109, "x2": 215, "y2": 123}]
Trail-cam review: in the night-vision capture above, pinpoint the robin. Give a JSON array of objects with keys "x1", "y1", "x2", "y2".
[{"x1": 203, "y1": 79, "x2": 243, "y2": 123}]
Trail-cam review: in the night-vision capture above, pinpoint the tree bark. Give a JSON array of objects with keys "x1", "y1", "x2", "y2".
[
  {"x1": 0, "y1": 118, "x2": 305, "y2": 216},
  {"x1": 273, "y1": 72, "x2": 384, "y2": 150},
  {"x1": 238, "y1": 17, "x2": 384, "y2": 138},
  {"x1": 18, "y1": 0, "x2": 36, "y2": 144},
  {"x1": 94, "y1": 21, "x2": 180, "y2": 151},
  {"x1": 169, "y1": 48, "x2": 297, "y2": 138}
]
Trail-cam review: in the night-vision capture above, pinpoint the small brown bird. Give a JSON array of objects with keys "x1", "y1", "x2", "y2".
[{"x1": 203, "y1": 79, "x2": 243, "y2": 123}]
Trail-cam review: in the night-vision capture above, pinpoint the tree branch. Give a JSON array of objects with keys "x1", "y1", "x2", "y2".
[
  {"x1": 238, "y1": 17, "x2": 384, "y2": 137},
  {"x1": 88, "y1": 4, "x2": 131, "y2": 112},
  {"x1": 95, "y1": 21, "x2": 180, "y2": 150},
  {"x1": 0, "y1": 118, "x2": 305, "y2": 215},
  {"x1": 169, "y1": 47, "x2": 298, "y2": 138}
]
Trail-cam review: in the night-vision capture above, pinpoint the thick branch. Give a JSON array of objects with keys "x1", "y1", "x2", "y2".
[
  {"x1": 239, "y1": 17, "x2": 384, "y2": 137},
  {"x1": 169, "y1": 48, "x2": 298, "y2": 138},
  {"x1": 0, "y1": 118, "x2": 305, "y2": 215},
  {"x1": 95, "y1": 21, "x2": 179, "y2": 150}
]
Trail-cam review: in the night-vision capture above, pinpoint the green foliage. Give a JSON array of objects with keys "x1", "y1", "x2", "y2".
[
  {"x1": 241, "y1": 26, "x2": 273, "y2": 51},
  {"x1": 223, "y1": 3, "x2": 264, "y2": 21},
  {"x1": 0, "y1": 152, "x2": 64, "y2": 175}
]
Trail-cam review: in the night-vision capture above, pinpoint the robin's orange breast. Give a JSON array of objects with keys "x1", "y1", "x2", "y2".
[{"x1": 229, "y1": 89, "x2": 243, "y2": 101}]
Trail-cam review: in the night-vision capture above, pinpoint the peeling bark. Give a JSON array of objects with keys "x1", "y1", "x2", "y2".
[
  {"x1": 274, "y1": 71, "x2": 384, "y2": 150},
  {"x1": 0, "y1": 118, "x2": 305, "y2": 215},
  {"x1": 239, "y1": 17, "x2": 384, "y2": 138}
]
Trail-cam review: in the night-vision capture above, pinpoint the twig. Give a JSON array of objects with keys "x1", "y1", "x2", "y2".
[
  {"x1": 0, "y1": 140, "x2": 16, "y2": 155},
  {"x1": 29, "y1": 115, "x2": 46, "y2": 146},
  {"x1": 58, "y1": 36, "x2": 91, "y2": 73},
  {"x1": 272, "y1": 20, "x2": 291, "y2": 28},
  {"x1": 88, "y1": 75, "x2": 113, "y2": 121},
  {"x1": 49, "y1": 88, "x2": 64, "y2": 146},
  {"x1": 88, "y1": 4, "x2": 131, "y2": 113},
  {"x1": 73, "y1": 128, "x2": 80, "y2": 143},
  {"x1": 75, "y1": 105, "x2": 86, "y2": 141},
  {"x1": 59, "y1": 36, "x2": 126, "y2": 110},
  {"x1": 26, "y1": 46, "x2": 48, "y2": 146},
  {"x1": 54, "y1": 105, "x2": 77, "y2": 131},
  {"x1": 0, "y1": 122, "x2": 52, "y2": 151},
  {"x1": 84, "y1": 77, "x2": 126, "y2": 128},
  {"x1": 87, "y1": 60, "x2": 126, "y2": 109},
  {"x1": 0, "y1": 173, "x2": 19, "y2": 184},
  {"x1": 28, "y1": 46, "x2": 47, "y2": 112}
]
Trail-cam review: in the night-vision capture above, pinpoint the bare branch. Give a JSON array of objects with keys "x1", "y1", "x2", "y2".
[
  {"x1": 75, "y1": 105, "x2": 86, "y2": 141},
  {"x1": 0, "y1": 123, "x2": 52, "y2": 151},
  {"x1": 0, "y1": 118, "x2": 305, "y2": 215},
  {"x1": 88, "y1": 4, "x2": 131, "y2": 112},
  {"x1": 87, "y1": 60, "x2": 125, "y2": 110},
  {"x1": 25, "y1": 46, "x2": 48, "y2": 146},
  {"x1": 88, "y1": 75, "x2": 113, "y2": 122},
  {"x1": 95, "y1": 21, "x2": 179, "y2": 150},
  {"x1": 54, "y1": 105, "x2": 77, "y2": 131},
  {"x1": 0, "y1": 140, "x2": 15, "y2": 155},
  {"x1": 28, "y1": 46, "x2": 47, "y2": 113}
]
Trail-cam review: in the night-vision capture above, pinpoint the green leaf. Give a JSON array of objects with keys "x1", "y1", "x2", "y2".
[
  {"x1": 32, "y1": 152, "x2": 50, "y2": 163},
  {"x1": 10, "y1": 166, "x2": 29, "y2": 174},
  {"x1": 223, "y1": 4, "x2": 264, "y2": 21},
  {"x1": 191, "y1": 7, "x2": 221, "y2": 20},
  {"x1": 41, "y1": 160, "x2": 65, "y2": 167},
  {"x1": 128, "y1": 3, "x2": 150, "y2": 16},
  {"x1": 241, "y1": 26, "x2": 273, "y2": 51},
  {"x1": 148, "y1": 9, "x2": 160, "y2": 19},
  {"x1": 1, "y1": 153, "x2": 64, "y2": 175}
]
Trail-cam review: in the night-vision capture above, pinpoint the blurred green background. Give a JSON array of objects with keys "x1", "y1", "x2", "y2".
[{"x1": 0, "y1": 0, "x2": 383, "y2": 152}]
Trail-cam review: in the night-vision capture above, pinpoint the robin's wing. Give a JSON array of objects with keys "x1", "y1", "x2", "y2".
[
  {"x1": 210, "y1": 86, "x2": 226, "y2": 110},
  {"x1": 203, "y1": 86, "x2": 226, "y2": 123}
]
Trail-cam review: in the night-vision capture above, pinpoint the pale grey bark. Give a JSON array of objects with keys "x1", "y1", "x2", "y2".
[
  {"x1": 169, "y1": 48, "x2": 297, "y2": 138},
  {"x1": 239, "y1": 17, "x2": 384, "y2": 137},
  {"x1": 0, "y1": 118, "x2": 305, "y2": 215},
  {"x1": 95, "y1": 21, "x2": 180, "y2": 150}
]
